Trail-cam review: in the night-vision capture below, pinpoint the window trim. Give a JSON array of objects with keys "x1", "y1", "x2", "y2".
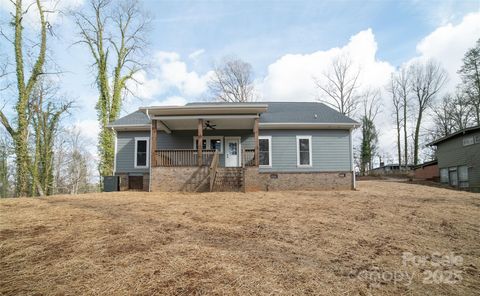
[
  {"x1": 193, "y1": 136, "x2": 224, "y2": 154},
  {"x1": 259, "y1": 135, "x2": 272, "y2": 168},
  {"x1": 296, "y1": 135, "x2": 312, "y2": 167},
  {"x1": 134, "y1": 137, "x2": 150, "y2": 169}
]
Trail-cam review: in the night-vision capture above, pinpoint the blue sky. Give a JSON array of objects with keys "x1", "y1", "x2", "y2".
[
  {"x1": 144, "y1": 0, "x2": 477, "y2": 74},
  {"x1": 0, "y1": 0, "x2": 479, "y2": 163}
]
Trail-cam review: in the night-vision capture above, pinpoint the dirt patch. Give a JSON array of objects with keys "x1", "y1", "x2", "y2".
[{"x1": 0, "y1": 181, "x2": 479, "y2": 295}]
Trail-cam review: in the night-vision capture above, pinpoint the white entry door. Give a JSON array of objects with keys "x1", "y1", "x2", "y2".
[{"x1": 225, "y1": 138, "x2": 240, "y2": 167}]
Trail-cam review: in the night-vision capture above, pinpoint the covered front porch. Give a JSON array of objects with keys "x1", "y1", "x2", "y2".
[
  {"x1": 147, "y1": 104, "x2": 268, "y2": 169},
  {"x1": 144, "y1": 104, "x2": 267, "y2": 192}
]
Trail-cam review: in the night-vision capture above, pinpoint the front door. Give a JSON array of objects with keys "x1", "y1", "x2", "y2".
[{"x1": 225, "y1": 138, "x2": 240, "y2": 167}]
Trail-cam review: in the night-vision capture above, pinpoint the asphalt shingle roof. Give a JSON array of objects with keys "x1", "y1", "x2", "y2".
[
  {"x1": 109, "y1": 110, "x2": 150, "y2": 126},
  {"x1": 255, "y1": 102, "x2": 357, "y2": 124},
  {"x1": 110, "y1": 102, "x2": 358, "y2": 126}
]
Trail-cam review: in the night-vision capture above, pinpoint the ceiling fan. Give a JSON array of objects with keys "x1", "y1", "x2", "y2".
[{"x1": 204, "y1": 120, "x2": 217, "y2": 130}]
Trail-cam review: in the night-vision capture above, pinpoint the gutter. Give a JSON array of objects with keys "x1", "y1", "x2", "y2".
[
  {"x1": 106, "y1": 124, "x2": 151, "y2": 130},
  {"x1": 259, "y1": 122, "x2": 361, "y2": 129}
]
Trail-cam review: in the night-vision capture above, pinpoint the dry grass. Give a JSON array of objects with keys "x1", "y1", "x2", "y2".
[{"x1": 0, "y1": 181, "x2": 479, "y2": 295}]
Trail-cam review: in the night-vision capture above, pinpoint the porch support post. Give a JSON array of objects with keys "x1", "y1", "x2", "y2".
[
  {"x1": 254, "y1": 117, "x2": 259, "y2": 166},
  {"x1": 151, "y1": 120, "x2": 158, "y2": 167},
  {"x1": 197, "y1": 119, "x2": 203, "y2": 166}
]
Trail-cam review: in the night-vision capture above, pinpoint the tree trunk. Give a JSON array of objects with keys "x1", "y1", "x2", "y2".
[
  {"x1": 403, "y1": 102, "x2": 408, "y2": 166},
  {"x1": 396, "y1": 113, "x2": 402, "y2": 168},
  {"x1": 413, "y1": 111, "x2": 423, "y2": 165}
]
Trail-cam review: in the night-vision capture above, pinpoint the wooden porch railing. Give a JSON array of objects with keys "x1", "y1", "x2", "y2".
[
  {"x1": 242, "y1": 148, "x2": 256, "y2": 167},
  {"x1": 209, "y1": 151, "x2": 219, "y2": 191},
  {"x1": 155, "y1": 149, "x2": 216, "y2": 167}
]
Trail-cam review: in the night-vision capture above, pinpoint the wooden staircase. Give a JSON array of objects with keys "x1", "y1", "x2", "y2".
[{"x1": 183, "y1": 152, "x2": 244, "y2": 192}]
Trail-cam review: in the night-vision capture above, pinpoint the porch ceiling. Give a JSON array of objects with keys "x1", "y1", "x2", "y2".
[{"x1": 155, "y1": 116, "x2": 257, "y2": 131}]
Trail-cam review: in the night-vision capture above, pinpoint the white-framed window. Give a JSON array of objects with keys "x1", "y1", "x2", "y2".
[
  {"x1": 463, "y1": 136, "x2": 474, "y2": 146},
  {"x1": 134, "y1": 137, "x2": 149, "y2": 168},
  {"x1": 259, "y1": 136, "x2": 272, "y2": 167},
  {"x1": 193, "y1": 136, "x2": 224, "y2": 153},
  {"x1": 475, "y1": 135, "x2": 480, "y2": 144},
  {"x1": 296, "y1": 135, "x2": 312, "y2": 167}
]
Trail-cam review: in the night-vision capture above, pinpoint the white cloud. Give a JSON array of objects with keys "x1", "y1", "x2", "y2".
[
  {"x1": 262, "y1": 28, "x2": 395, "y2": 102},
  {"x1": 74, "y1": 119, "x2": 99, "y2": 144},
  {"x1": 131, "y1": 51, "x2": 212, "y2": 100},
  {"x1": 411, "y1": 12, "x2": 480, "y2": 90},
  {"x1": 188, "y1": 49, "x2": 205, "y2": 60}
]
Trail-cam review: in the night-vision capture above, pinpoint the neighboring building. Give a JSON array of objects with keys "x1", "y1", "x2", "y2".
[
  {"x1": 413, "y1": 160, "x2": 439, "y2": 181},
  {"x1": 428, "y1": 126, "x2": 480, "y2": 192},
  {"x1": 369, "y1": 163, "x2": 413, "y2": 176},
  {"x1": 107, "y1": 102, "x2": 359, "y2": 192}
]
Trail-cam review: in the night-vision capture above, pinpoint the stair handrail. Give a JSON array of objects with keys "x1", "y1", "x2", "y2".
[{"x1": 209, "y1": 151, "x2": 219, "y2": 191}]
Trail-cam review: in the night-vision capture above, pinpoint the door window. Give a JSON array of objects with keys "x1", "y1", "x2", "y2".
[{"x1": 229, "y1": 142, "x2": 238, "y2": 155}]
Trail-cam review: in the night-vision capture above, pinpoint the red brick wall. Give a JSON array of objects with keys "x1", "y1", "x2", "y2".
[{"x1": 414, "y1": 164, "x2": 439, "y2": 180}]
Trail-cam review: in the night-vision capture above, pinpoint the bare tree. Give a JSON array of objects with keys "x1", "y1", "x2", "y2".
[
  {"x1": 0, "y1": 132, "x2": 11, "y2": 198},
  {"x1": 208, "y1": 57, "x2": 256, "y2": 102},
  {"x1": 409, "y1": 60, "x2": 448, "y2": 165},
  {"x1": 458, "y1": 39, "x2": 480, "y2": 125},
  {"x1": 393, "y1": 67, "x2": 410, "y2": 165},
  {"x1": 432, "y1": 94, "x2": 455, "y2": 138},
  {"x1": 53, "y1": 127, "x2": 96, "y2": 195},
  {"x1": 387, "y1": 74, "x2": 402, "y2": 167},
  {"x1": 314, "y1": 55, "x2": 360, "y2": 117},
  {"x1": 360, "y1": 89, "x2": 381, "y2": 175},
  {"x1": 30, "y1": 78, "x2": 72, "y2": 196},
  {"x1": 73, "y1": 0, "x2": 149, "y2": 182},
  {"x1": 0, "y1": 0, "x2": 48, "y2": 196},
  {"x1": 450, "y1": 92, "x2": 473, "y2": 131}
]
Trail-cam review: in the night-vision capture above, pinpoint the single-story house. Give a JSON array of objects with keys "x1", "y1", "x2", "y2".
[
  {"x1": 107, "y1": 102, "x2": 360, "y2": 192},
  {"x1": 413, "y1": 160, "x2": 439, "y2": 181},
  {"x1": 428, "y1": 125, "x2": 480, "y2": 192}
]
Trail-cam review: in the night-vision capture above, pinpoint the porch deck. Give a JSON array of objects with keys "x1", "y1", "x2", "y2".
[{"x1": 154, "y1": 148, "x2": 256, "y2": 168}]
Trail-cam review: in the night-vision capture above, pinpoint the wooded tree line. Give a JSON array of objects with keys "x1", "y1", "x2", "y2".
[
  {"x1": 0, "y1": 0, "x2": 146, "y2": 197},
  {"x1": 313, "y1": 40, "x2": 479, "y2": 174},
  {"x1": 389, "y1": 39, "x2": 480, "y2": 168}
]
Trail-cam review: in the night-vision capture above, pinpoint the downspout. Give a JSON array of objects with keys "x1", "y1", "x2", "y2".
[
  {"x1": 112, "y1": 127, "x2": 117, "y2": 176},
  {"x1": 350, "y1": 127, "x2": 356, "y2": 190},
  {"x1": 146, "y1": 108, "x2": 152, "y2": 193}
]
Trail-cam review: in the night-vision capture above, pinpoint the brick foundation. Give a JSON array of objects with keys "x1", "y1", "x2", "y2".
[
  {"x1": 151, "y1": 166, "x2": 354, "y2": 192},
  {"x1": 244, "y1": 168, "x2": 353, "y2": 191},
  {"x1": 151, "y1": 166, "x2": 208, "y2": 192}
]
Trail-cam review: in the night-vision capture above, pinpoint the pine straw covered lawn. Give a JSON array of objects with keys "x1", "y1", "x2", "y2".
[{"x1": 0, "y1": 181, "x2": 479, "y2": 295}]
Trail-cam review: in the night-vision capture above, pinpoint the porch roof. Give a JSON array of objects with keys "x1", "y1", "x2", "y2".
[{"x1": 139, "y1": 103, "x2": 268, "y2": 116}]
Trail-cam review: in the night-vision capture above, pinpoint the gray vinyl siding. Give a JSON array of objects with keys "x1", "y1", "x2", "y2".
[
  {"x1": 260, "y1": 129, "x2": 351, "y2": 172},
  {"x1": 115, "y1": 131, "x2": 150, "y2": 174},
  {"x1": 436, "y1": 131, "x2": 480, "y2": 190},
  {"x1": 116, "y1": 129, "x2": 352, "y2": 173},
  {"x1": 157, "y1": 130, "x2": 254, "y2": 167},
  {"x1": 157, "y1": 129, "x2": 351, "y2": 172}
]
